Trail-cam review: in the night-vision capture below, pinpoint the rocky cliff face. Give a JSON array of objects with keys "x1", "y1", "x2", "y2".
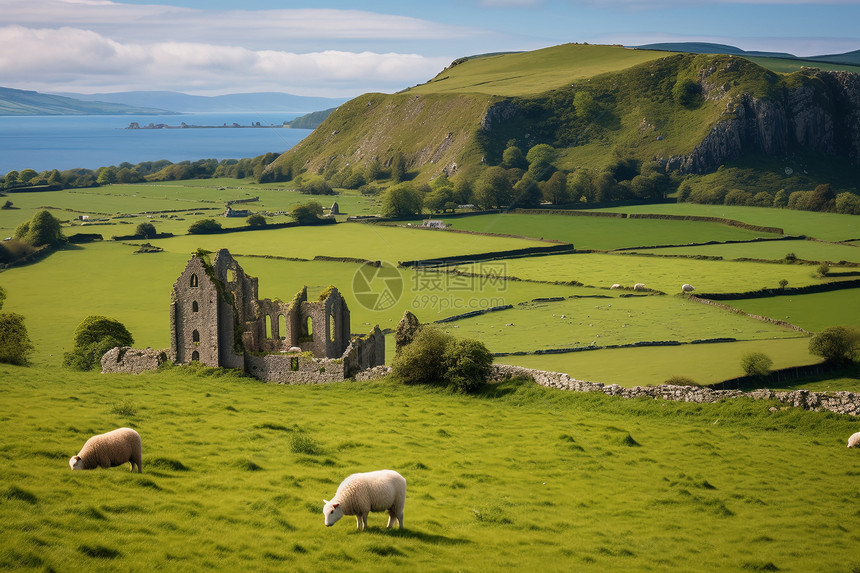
[{"x1": 668, "y1": 70, "x2": 860, "y2": 173}]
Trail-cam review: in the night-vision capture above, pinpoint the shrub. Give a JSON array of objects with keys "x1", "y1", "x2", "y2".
[
  {"x1": 673, "y1": 78, "x2": 701, "y2": 107},
  {"x1": 63, "y1": 316, "x2": 134, "y2": 371},
  {"x1": 392, "y1": 327, "x2": 492, "y2": 393},
  {"x1": 0, "y1": 312, "x2": 35, "y2": 366},
  {"x1": 809, "y1": 326, "x2": 860, "y2": 364},
  {"x1": 817, "y1": 263, "x2": 830, "y2": 277},
  {"x1": 741, "y1": 352, "x2": 773, "y2": 378},
  {"x1": 187, "y1": 218, "x2": 222, "y2": 234},
  {"x1": 442, "y1": 338, "x2": 494, "y2": 393}
]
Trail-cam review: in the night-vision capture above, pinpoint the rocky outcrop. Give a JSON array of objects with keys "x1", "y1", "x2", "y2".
[
  {"x1": 480, "y1": 100, "x2": 518, "y2": 132},
  {"x1": 668, "y1": 69, "x2": 860, "y2": 173}
]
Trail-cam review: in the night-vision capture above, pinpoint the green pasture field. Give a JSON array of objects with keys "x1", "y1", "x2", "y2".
[
  {"x1": 600, "y1": 203, "x2": 860, "y2": 242},
  {"x1": 496, "y1": 338, "x2": 822, "y2": 388},
  {"x1": 439, "y1": 213, "x2": 778, "y2": 250},
  {"x1": 407, "y1": 44, "x2": 673, "y2": 97},
  {"x1": 467, "y1": 252, "x2": 834, "y2": 294},
  {"x1": 747, "y1": 55, "x2": 860, "y2": 74},
  {"x1": 0, "y1": 241, "x2": 581, "y2": 366},
  {"x1": 728, "y1": 289, "x2": 860, "y2": 332},
  {"x1": 438, "y1": 294, "x2": 800, "y2": 354},
  {"x1": 0, "y1": 183, "x2": 380, "y2": 238},
  {"x1": 628, "y1": 239, "x2": 860, "y2": 264},
  {"x1": 2, "y1": 365, "x2": 858, "y2": 572}
]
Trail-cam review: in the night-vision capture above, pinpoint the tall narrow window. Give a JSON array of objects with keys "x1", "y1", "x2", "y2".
[
  {"x1": 279, "y1": 314, "x2": 287, "y2": 340},
  {"x1": 329, "y1": 314, "x2": 336, "y2": 343},
  {"x1": 192, "y1": 301, "x2": 199, "y2": 313},
  {"x1": 306, "y1": 317, "x2": 313, "y2": 337},
  {"x1": 190, "y1": 274, "x2": 198, "y2": 287},
  {"x1": 266, "y1": 315, "x2": 273, "y2": 339},
  {"x1": 191, "y1": 351, "x2": 200, "y2": 362},
  {"x1": 192, "y1": 330, "x2": 200, "y2": 343},
  {"x1": 228, "y1": 269, "x2": 237, "y2": 283}
]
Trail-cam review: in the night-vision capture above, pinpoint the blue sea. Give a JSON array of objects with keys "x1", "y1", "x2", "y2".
[{"x1": 0, "y1": 112, "x2": 312, "y2": 174}]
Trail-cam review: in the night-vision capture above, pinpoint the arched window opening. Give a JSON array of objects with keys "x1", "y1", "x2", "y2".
[
  {"x1": 306, "y1": 317, "x2": 313, "y2": 337},
  {"x1": 266, "y1": 315, "x2": 273, "y2": 339},
  {"x1": 192, "y1": 330, "x2": 200, "y2": 343},
  {"x1": 191, "y1": 351, "x2": 200, "y2": 362},
  {"x1": 190, "y1": 273, "x2": 199, "y2": 287},
  {"x1": 192, "y1": 301, "x2": 199, "y2": 313},
  {"x1": 329, "y1": 313, "x2": 336, "y2": 343},
  {"x1": 278, "y1": 314, "x2": 287, "y2": 340}
]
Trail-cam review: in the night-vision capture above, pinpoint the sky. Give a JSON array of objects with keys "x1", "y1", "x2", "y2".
[{"x1": 1, "y1": 0, "x2": 858, "y2": 98}]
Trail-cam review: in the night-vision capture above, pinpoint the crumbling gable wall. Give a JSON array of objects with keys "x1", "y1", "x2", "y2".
[{"x1": 170, "y1": 256, "x2": 221, "y2": 366}]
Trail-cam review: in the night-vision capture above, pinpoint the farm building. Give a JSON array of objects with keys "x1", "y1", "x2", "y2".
[{"x1": 103, "y1": 249, "x2": 385, "y2": 383}]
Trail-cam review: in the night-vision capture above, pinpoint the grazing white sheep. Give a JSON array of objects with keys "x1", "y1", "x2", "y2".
[
  {"x1": 323, "y1": 469, "x2": 406, "y2": 530},
  {"x1": 610, "y1": 284, "x2": 622, "y2": 289},
  {"x1": 682, "y1": 284, "x2": 695, "y2": 293},
  {"x1": 633, "y1": 283, "x2": 646, "y2": 291},
  {"x1": 69, "y1": 428, "x2": 142, "y2": 473},
  {"x1": 848, "y1": 432, "x2": 860, "y2": 448}
]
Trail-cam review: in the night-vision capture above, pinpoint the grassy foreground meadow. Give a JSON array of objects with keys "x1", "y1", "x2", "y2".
[{"x1": 2, "y1": 365, "x2": 859, "y2": 572}]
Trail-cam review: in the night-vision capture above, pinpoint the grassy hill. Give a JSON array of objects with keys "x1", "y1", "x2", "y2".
[{"x1": 269, "y1": 44, "x2": 859, "y2": 193}]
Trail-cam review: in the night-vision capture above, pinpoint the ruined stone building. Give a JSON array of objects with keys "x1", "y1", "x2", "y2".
[{"x1": 103, "y1": 248, "x2": 385, "y2": 383}]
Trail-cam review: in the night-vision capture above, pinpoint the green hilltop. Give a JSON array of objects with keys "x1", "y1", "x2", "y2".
[{"x1": 268, "y1": 44, "x2": 860, "y2": 194}]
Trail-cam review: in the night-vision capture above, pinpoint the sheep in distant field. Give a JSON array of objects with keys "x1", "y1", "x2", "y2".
[
  {"x1": 682, "y1": 284, "x2": 695, "y2": 293},
  {"x1": 70, "y1": 428, "x2": 142, "y2": 473},
  {"x1": 323, "y1": 470, "x2": 406, "y2": 530},
  {"x1": 633, "y1": 283, "x2": 646, "y2": 291},
  {"x1": 848, "y1": 432, "x2": 860, "y2": 448},
  {"x1": 610, "y1": 284, "x2": 622, "y2": 289}
]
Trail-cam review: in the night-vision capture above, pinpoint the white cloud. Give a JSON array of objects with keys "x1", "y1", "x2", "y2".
[{"x1": 0, "y1": 25, "x2": 449, "y2": 96}]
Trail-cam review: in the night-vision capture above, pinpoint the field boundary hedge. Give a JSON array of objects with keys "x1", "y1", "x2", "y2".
[
  {"x1": 433, "y1": 304, "x2": 514, "y2": 323},
  {"x1": 694, "y1": 279, "x2": 860, "y2": 301},
  {"x1": 687, "y1": 295, "x2": 811, "y2": 333},
  {"x1": 399, "y1": 243, "x2": 574, "y2": 268}
]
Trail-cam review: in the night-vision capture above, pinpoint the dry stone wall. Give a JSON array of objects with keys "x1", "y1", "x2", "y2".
[
  {"x1": 490, "y1": 364, "x2": 860, "y2": 416},
  {"x1": 101, "y1": 347, "x2": 169, "y2": 374}
]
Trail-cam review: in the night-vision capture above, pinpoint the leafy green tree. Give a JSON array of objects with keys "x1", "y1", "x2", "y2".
[
  {"x1": 365, "y1": 158, "x2": 382, "y2": 182},
  {"x1": 381, "y1": 183, "x2": 423, "y2": 218},
  {"x1": 97, "y1": 166, "x2": 117, "y2": 185},
  {"x1": 18, "y1": 169, "x2": 38, "y2": 184},
  {"x1": 0, "y1": 285, "x2": 5, "y2": 309},
  {"x1": 568, "y1": 169, "x2": 593, "y2": 203},
  {"x1": 425, "y1": 186, "x2": 454, "y2": 213},
  {"x1": 4, "y1": 171, "x2": 19, "y2": 185},
  {"x1": 511, "y1": 174, "x2": 542, "y2": 208},
  {"x1": 13, "y1": 210, "x2": 66, "y2": 247},
  {"x1": 47, "y1": 169, "x2": 63, "y2": 186},
  {"x1": 474, "y1": 166, "x2": 513, "y2": 209},
  {"x1": 291, "y1": 201, "x2": 324, "y2": 225},
  {"x1": 391, "y1": 152, "x2": 407, "y2": 183},
  {"x1": 296, "y1": 177, "x2": 334, "y2": 195},
  {"x1": 773, "y1": 188, "x2": 789, "y2": 208},
  {"x1": 247, "y1": 214, "x2": 267, "y2": 227},
  {"x1": 542, "y1": 170, "x2": 569, "y2": 205},
  {"x1": 63, "y1": 315, "x2": 134, "y2": 371},
  {"x1": 0, "y1": 312, "x2": 34, "y2": 366},
  {"x1": 809, "y1": 326, "x2": 860, "y2": 364},
  {"x1": 187, "y1": 218, "x2": 222, "y2": 234},
  {"x1": 135, "y1": 221, "x2": 157, "y2": 238},
  {"x1": 835, "y1": 192, "x2": 860, "y2": 215},
  {"x1": 741, "y1": 352, "x2": 773, "y2": 378},
  {"x1": 502, "y1": 145, "x2": 527, "y2": 170}
]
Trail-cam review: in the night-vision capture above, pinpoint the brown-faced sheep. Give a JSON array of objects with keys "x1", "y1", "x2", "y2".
[
  {"x1": 848, "y1": 432, "x2": 860, "y2": 448},
  {"x1": 70, "y1": 427, "x2": 142, "y2": 473},
  {"x1": 323, "y1": 469, "x2": 406, "y2": 530}
]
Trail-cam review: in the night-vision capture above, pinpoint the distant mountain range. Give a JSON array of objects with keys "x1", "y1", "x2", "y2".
[
  {"x1": 0, "y1": 87, "x2": 349, "y2": 116},
  {"x1": 0, "y1": 87, "x2": 174, "y2": 115},
  {"x1": 633, "y1": 42, "x2": 860, "y2": 66}
]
